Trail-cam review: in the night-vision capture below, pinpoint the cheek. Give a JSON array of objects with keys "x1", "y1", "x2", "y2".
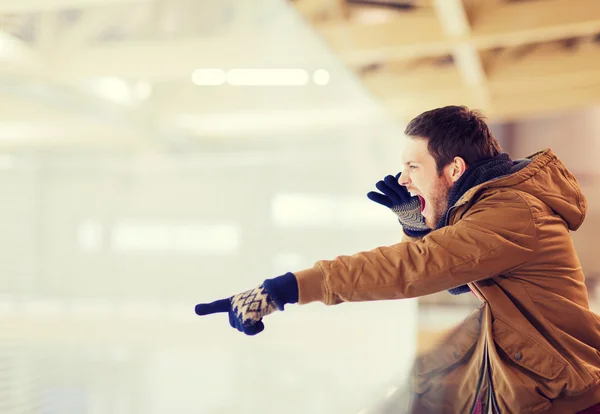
[
  {"x1": 412, "y1": 174, "x2": 425, "y2": 191},
  {"x1": 432, "y1": 182, "x2": 449, "y2": 205},
  {"x1": 424, "y1": 180, "x2": 443, "y2": 202},
  {"x1": 418, "y1": 180, "x2": 432, "y2": 198}
]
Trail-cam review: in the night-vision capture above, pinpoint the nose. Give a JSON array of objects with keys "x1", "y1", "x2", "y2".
[{"x1": 398, "y1": 170, "x2": 411, "y2": 186}]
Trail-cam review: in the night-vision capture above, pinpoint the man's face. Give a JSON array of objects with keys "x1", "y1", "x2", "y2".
[{"x1": 398, "y1": 138, "x2": 457, "y2": 229}]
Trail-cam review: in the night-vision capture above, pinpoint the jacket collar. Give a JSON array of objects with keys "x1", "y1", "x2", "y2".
[{"x1": 451, "y1": 148, "x2": 554, "y2": 211}]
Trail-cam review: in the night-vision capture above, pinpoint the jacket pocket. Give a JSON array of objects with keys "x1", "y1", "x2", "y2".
[{"x1": 492, "y1": 318, "x2": 566, "y2": 380}]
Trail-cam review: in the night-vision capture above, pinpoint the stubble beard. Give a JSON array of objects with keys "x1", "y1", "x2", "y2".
[{"x1": 424, "y1": 178, "x2": 451, "y2": 229}]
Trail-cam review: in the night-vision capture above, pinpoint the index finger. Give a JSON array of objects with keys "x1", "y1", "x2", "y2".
[{"x1": 195, "y1": 298, "x2": 230, "y2": 315}]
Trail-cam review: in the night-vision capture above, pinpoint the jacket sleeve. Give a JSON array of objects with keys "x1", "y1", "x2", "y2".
[{"x1": 295, "y1": 190, "x2": 536, "y2": 305}]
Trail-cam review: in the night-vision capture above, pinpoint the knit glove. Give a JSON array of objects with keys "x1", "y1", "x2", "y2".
[
  {"x1": 367, "y1": 173, "x2": 430, "y2": 237},
  {"x1": 194, "y1": 273, "x2": 298, "y2": 336}
]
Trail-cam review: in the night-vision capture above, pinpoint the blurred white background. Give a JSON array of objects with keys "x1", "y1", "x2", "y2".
[{"x1": 0, "y1": 0, "x2": 419, "y2": 413}]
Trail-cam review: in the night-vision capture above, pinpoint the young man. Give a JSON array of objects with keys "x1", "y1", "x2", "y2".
[{"x1": 195, "y1": 106, "x2": 600, "y2": 413}]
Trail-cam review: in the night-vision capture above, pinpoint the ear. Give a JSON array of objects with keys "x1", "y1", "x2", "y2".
[{"x1": 449, "y1": 156, "x2": 467, "y2": 183}]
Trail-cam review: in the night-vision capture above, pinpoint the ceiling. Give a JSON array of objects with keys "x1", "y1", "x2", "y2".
[
  {"x1": 0, "y1": 0, "x2": 598, "y2": 149},
  {"x1": 291, "y1": 0, "x2": 600, "y2": 122}
]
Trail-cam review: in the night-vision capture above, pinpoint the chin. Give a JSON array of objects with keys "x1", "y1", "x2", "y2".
[
  {"x1": 424, "y1": 214, "x2": 439, "y2": 230},
  {"x1": 423, "y1": 218, "x2": 434, "y2": 229}
]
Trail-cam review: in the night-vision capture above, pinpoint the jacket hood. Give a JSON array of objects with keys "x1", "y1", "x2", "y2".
[{"x1": 462, "y1": 149, "x2": 587, "y2": 231}]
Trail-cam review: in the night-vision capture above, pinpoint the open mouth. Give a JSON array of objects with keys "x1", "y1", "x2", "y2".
[{"x1": 417, "y1": 195, "x2": 426, "y2": 212}]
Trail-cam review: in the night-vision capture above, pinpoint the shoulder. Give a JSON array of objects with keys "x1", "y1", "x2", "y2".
[
  {"x1": 440, "y1": 187, "x2": 537, "y2": 255},
  {"x1": 457, "y1": 188, "x2": 535, "y2": 235},
  {"x1": 468, "y1": 187, "x2": 533, "y2": 213},
  {"x1": 472, "y1": 188, "x2": 550, "y2": 219}
]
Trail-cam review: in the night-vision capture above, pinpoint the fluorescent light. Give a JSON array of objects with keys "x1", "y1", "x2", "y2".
[
  {"x1": 313, "y1": 69, "x2": 330, "y2": 86},
  {"x1": 271, "y1": 193, "x2": 392, "y2": 229},
  {"x1": 111, "y1": 221, "x2": 240, "y2": 254},
  {"x1": 226, "y1": 69, "x2": 308, "y2": 86},
  {"x1": 91, "y1": 76, "x2": 132, "y2": 104},
  {"x1": 352, "y1": 8, "x2": 395, "y2": 24},
  {"x1": 191, "y1": 69, "x2": 226, "y2": 86}
]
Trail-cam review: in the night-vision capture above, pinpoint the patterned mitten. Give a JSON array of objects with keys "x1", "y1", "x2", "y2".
[
  {"x1": 367, "y1": 173, "x2": 430, "y2": 237},
  {"x1": 195, "y1": 273, "x2": 298, "y2": 335}
]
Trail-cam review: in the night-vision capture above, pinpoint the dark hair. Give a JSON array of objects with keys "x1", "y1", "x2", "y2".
[{"x1": 404, "y1": 105, "x2": 502, "y2": 174}]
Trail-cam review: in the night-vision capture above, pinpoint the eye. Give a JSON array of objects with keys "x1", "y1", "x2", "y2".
[{"x1": 409, "y1": 165, "x2": 418, "y2": 170}]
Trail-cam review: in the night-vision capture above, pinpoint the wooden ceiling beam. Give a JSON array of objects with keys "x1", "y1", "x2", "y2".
[
  {"x1": 432, "y1": 0, "x2": 490, "y2": 111},
  {"x1": 292, "y1": 0, "x2": 349, "y2": 22},
  {"x1": 486, "y1": 41, "x2": 600, "y2": 91},
  {"x1": 314, "y1": 9, "x2": 449, "y2": 65},
  {"x1": 361, "y1": 63, "x2": 462, "y2": 96},
  {"x1": 472, "y1": 0, "x2": 600, "y2": 50},
  {"x1": 382, "y1": 80, "x2": 600, "y2": 123},
  {"x1": 307, "y1": 0, "x2": 600, "y2": 66},
  {"x1": 490, "y1": 82, "x2": 600, "y2": 122},
  {"x1": 382, "y1": 88, "x2": 483, "y2": 122},
  {"x1": 364, "y1": 37, "x2": 600, "y2": 92}
]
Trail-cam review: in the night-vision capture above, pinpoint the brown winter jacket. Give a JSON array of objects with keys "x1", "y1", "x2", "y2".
[{"x1": 294, "y1": 149, "x2": 600, "y2": 413}]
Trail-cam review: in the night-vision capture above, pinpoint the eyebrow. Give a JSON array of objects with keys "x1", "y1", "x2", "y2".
[{"x1": 405, "y1": 160, "x2": 417, "y2": 165}]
